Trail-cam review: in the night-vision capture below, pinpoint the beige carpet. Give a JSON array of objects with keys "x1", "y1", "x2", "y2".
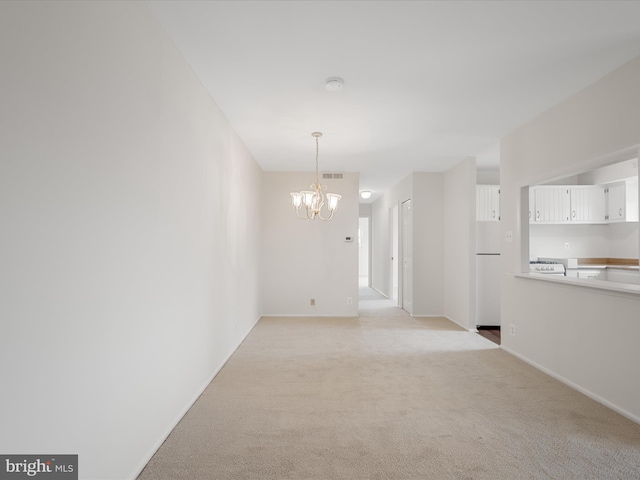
[
  {"x1": 358, "y1": 285, "x2": 407, "y2": 317},
  {"x1": 138, "y1": 313, "x2": 640, "y2": 479}
]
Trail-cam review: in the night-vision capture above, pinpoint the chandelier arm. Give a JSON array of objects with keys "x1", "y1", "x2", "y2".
[
  {"x1": 317, "y1": 206, "x2": 336, "y2": 221},
  {"x1": 294, "y1": 207, "x2": 310, "y2": 220}
]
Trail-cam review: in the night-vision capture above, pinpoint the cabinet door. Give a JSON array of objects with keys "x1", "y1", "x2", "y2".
[
  {"x1": 476, "y1": 187, "x2": 489, "y2": 221},
  {"x1": 534, "y1": 187, "x2": 570, "y2": 222},
  {"x1": 491, "y1": 187, "x2": 500, "y2": 221},
  {"x1": 606, "y1": 180, "x2": 639, "y2": 222},
  {"x1": 529, "y1": 188, "x2": 535, "y2": 223},
  {"x1": 607, "y1": 184, "x2": 626, "y2": 221},
  {"x1": 570, "y1": 186, "x2": 606, "y2": 222},
  {"x1": 476, "y1": 186, "x2": 500, "y2": 221}
]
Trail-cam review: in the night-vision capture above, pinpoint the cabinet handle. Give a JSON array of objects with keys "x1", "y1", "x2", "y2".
[
  {"x1": 492, "y1": 210, "x2": 495, "y2": 219},
  {"x1": 572, "y1": 210, "x2": 576, "y2": 219},
  {"x1": 536, "y1": 211, "x2": 540, "y2": 220},
  {"x1": 619, "y1": 208, "x2": 623, "y2": 217}
]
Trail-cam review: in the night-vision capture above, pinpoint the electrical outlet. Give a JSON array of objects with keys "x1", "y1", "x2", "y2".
[
  {"x1": 564, "y1": 242, "x2": 570, "y2": 251},
  {"x1": 505, "y1": 231, "x2": 513, "y2": 243},
  {"x1": 510, "y1": 324, "x2": 516, "y2": 336},
  {"x1": 347, "y1": 297, "x2": 353, "y2": 305},
  {"x1": 310, "y1": 298, "x2": 315, "y2": 306}
]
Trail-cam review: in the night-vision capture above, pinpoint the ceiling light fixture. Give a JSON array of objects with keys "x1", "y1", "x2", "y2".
[
  {"x1": 325, "y1": 77, "x2": 344, "y2": 92},
  {"x1": 290, "y1": 132, "x2": 341, "y2": 221},
  {"x1": 360, "y1": 191, "x2": 372, "y2": 199}
]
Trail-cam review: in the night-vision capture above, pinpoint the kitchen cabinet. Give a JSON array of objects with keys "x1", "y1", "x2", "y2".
[
  {"x1": 532, "y1": 186, "x2": 570, "y2": 222},
  {"x1": 569, "y1": 185, "x2": 606, "y2": 222},
  {"x1": 605, "y1": 179, "x2": 639, "y2": 222},
  {"x1": 530, "y1": 185, "x2": 606, "y2": 223},
  {"x1": 565, "y1": 269, "x2": 604, "y2": 279},
  {"x1": 606, "y1": 269, "x2": 640, "y2": 285},
  {"x1": 476, "y1": 185, "x2": 500, "y2": 221},
  {"x1": 528, "y1": 188, "x2": 535, "y2": 222}
]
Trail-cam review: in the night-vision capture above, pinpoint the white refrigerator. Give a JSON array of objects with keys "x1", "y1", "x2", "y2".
[{"x1": 476, "y1": 222, "x2": 501, "y2": 327}]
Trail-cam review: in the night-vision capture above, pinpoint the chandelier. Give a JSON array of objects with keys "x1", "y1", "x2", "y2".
[{"x1": 290, "y1": 132, "x2": 341, "y2": 220}]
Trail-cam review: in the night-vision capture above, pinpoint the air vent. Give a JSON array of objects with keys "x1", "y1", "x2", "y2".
[{"x1": 322, "y1": 173, "x2": 344, "y2": 179}]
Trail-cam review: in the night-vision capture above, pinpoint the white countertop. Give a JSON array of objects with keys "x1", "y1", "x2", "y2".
[{"x1": 514, "y1": 272, "x2": 640, "y2": 296}]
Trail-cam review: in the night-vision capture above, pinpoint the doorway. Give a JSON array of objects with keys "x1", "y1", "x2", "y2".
[{"x1": 358, "y1": 216, "x2": 371, "y2": 287}]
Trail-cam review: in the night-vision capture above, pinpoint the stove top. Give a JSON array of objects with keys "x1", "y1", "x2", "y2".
[{"x1": 529, "y1": 261, "x2": 566, "y2": 275}]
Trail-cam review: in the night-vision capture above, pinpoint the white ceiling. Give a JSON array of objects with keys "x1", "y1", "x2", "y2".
[{"x1": 147, "y1": 1, "x2": 640, "y2": 202}]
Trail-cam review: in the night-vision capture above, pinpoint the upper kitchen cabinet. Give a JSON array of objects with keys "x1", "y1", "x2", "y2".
[
  {"x1": 530, "y1": 185, "x2": 608, "y2": 224},
  {"x1": 531, "y1": 186, "x2": 570, "y2": 222},
  {"x1": 569, "y1": 185, "x2": 606, "y2": 222},
  {"x1": 476, "y1": 185, "x2": 500, "y2": 221},
  {"x1": 605, "y1": 178, "x2": 639, "y2": 222}
]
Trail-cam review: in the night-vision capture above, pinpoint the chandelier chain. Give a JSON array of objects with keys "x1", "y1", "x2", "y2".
[{"x1": 315, "y1": 136, "x2": 320, "y2": 186}]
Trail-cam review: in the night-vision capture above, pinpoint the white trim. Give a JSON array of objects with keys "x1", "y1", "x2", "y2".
[
  {"x1": 261, "y1": 314, "x2": 360, "y2": 318},
  {"x1": 368, "y1": 285, "x2": 389, "y2": 298},
  {"x1": 501, "y1": 345, "x2": 640, "y2": 426},
  {"x1": 131, "y1": 314, "x2": 261, "y2": 479}
]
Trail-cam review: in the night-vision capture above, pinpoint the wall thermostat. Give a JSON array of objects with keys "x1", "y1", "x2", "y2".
[{"x1": 345, "y1": 236, "x2": 354, "y2": 242}]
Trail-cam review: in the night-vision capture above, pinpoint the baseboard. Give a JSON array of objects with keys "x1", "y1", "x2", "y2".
[
  {"x1": 409, "y1": 314, "x2": 477, "y2": 332},
  {"x1": 261, "y1": 314, "x2": 359, "y2": 318},
  {"x1": 501, "y1": 345, "x2": 640, "y2": 426},
  {"x1": 369, "y1": 286, "x2": 389, "y2": 298},
  {"x1": 131, "y1": 314, "x2": 262, "y2": 479}
]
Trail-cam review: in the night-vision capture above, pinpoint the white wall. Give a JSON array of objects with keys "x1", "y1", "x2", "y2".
[
  {"x1": 476, "y1": 169, "x2": 500, "y2": 185},
  {"x1": 412, "y1": 173, "x2": 445, "y2": 316},
  {"x1": 443, "y1": 158, "x2": 477, "y2": 329},
  {"x1": 530, "y1": 223, "x2": 639, "y2": 259},
  {"x1": 359, "y1": 203, "x2": 372, "y2": 216},
  {"x1": 0, "y1": 2, "x2": 262, "y2": 479},
  {"x1": 501, "y1": 55, "x2": 640, "y2": 422},
  {"x1": 529, "y1": 224, "x2": 609, "y2": 258},
  {"x1": 370, "y1": 172, "x2": 448, "y2": 317},
  {"x1": 608, "y1": 222, "x2": 639, "y2": 258},
  {"x1": 261, "y1": 172, "x2": 359, "y2": 316}
]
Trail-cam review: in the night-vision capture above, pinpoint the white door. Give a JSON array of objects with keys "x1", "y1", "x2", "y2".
[
  {"x1": 390, "y1": 205, "x2": 399, "y2": 304},
  {"x1": 402, "y1": 199, "x2": 413, "y2": 314}
]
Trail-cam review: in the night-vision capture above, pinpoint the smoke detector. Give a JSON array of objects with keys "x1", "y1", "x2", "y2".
[{"x1": 325, "y1": 77, "x2": 344, "y2": 92}]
